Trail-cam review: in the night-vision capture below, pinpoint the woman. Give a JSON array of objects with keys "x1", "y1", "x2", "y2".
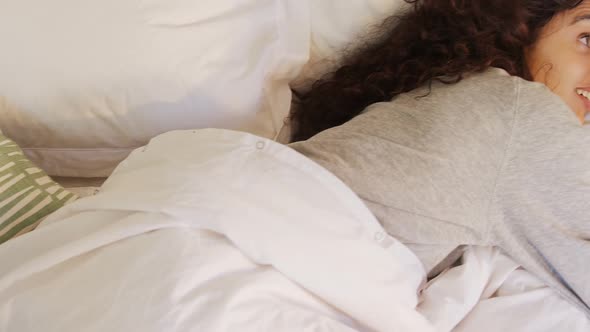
[{"x1": 289, "y1": 0, "x2": 590, "y2": 316}]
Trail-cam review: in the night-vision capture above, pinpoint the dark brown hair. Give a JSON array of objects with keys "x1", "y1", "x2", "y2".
[{"x1": 290, "y1": 0, "x2": 583, "y2": 142}]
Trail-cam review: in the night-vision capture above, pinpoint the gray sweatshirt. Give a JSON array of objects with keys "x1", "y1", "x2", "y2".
[{"x1": 289, "y1": 68, "x2": 590, "y2": 316}]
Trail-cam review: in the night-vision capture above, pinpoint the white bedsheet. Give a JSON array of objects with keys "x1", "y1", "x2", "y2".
[
  {"x1": 420, "y1": 247, "x2": 590, "y2": 331},
  {"x1": 0, "y1": 129, "x2": 587, "y2": 331}
]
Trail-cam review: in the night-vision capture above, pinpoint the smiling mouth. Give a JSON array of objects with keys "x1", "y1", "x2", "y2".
[
  {"x1": 576, "y1": 89, "x2": 590, "y2": 100},
  {"x1": 575, "y1": 89, "x2": 590, "y2": 123}
]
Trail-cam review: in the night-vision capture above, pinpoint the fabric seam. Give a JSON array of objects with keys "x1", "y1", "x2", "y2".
[
  {"x1": 482, "y1": 77, "x2": 521, "y2": 243},
  {"x1": 361, "y1": 195, "x2": 478, "y2": 234}
]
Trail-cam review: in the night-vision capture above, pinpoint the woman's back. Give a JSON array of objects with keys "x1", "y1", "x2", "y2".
[{"x1": 290, "y1": 68, "x2": 590, "y2": 315}]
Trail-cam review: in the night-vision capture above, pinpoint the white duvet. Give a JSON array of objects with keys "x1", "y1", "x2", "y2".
[{"x1": 0, "y1": 130, "x2": 588, "y2": 331}]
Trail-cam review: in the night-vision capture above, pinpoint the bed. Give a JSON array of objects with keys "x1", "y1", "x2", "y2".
[{"x1": 0, "y1": 1, "x2": 588, "y2": 331}]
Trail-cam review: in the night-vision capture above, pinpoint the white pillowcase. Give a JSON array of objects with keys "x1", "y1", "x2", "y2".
[
  {"x1": 0, "y1": 0, "x2": 310, "y2": 177},
  {"x1": 289, "y1": 0, "x2": 409, "y2": 85}
]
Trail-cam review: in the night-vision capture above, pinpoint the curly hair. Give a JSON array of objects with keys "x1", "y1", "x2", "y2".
[{"x1": 289, "y1": 0, "x2": 583, "y2": 142}]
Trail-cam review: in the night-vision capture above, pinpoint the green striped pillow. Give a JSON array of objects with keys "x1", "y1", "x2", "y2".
[{"x1": 0, "y1": 133, "x2": 77, "y2": 245}]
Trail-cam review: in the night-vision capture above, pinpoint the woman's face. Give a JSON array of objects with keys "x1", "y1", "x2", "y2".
[{"x1": 526, "y1": 1, "x2": 590, "y2": 124}]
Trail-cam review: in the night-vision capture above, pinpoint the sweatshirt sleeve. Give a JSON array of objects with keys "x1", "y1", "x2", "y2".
[{"x1": 489, "y1": 77, "x2": 590, "y2": 315}]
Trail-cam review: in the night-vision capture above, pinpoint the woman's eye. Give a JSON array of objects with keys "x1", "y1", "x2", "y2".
[{"x1": 579, "y1": 34, "x2": 590, "y2": 47}]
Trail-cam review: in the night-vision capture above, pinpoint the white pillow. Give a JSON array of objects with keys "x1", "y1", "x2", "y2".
[
  {"x1": 0, "y1": 0, "x2": 310, "y2": 177},
  {"x1": 296, "y1": 0, "x2": 408, "y2": 81}
]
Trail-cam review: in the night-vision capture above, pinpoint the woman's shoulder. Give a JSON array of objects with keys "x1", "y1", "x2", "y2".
[
  {"x1": 406, "y1": 67, "x2": 521, "y2": 108},
  {"x1": 358, "y1": 68, "x2": 520, "y2": 134}
]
